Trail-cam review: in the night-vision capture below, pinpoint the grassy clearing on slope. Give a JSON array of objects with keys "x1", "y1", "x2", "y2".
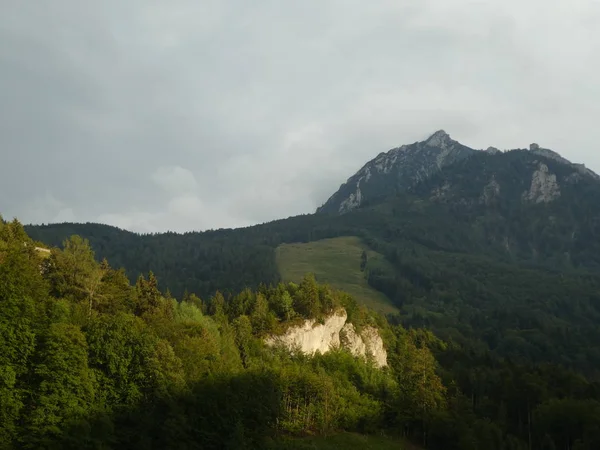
[
  {"x1": 275, "y1": 236, "x2": 399, "y2": 315},
  {"x1": 268, "y1": 432, "x2": 419, "y2": 449}
]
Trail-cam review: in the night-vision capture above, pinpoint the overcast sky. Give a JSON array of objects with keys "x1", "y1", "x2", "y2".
[{"x1": 2, "y1": 1, "x2": 600, "y2": 232}]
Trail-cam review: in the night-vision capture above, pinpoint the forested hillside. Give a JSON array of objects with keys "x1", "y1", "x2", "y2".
[
  {"x1": 2, "y1": 218, "x2": 442, "y2": 449},
  {"x1": 21, "y1": 135, "x2": 600, "y2": 449},
  {"x1": 10, "y1": 213, "x2": 600, "y2": 448}
]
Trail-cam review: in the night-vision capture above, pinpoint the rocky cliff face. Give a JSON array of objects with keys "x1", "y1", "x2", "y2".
[
  {"x1": 265, "y1": 309, "x2": 388, "y2": 368},
  {"x1": 341, "y1": 323, "x2": 388, "y2": 368},
  {"x1": 317, "y1": 130, "x2": 475, "y2": 214},
  {"x1": 522, "y1": 163, "x2": 561, "y2": 203}
]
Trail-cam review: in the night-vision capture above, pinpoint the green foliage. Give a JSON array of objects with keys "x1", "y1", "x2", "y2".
[
  {"x1": 0, "y1": 220, "x2": 48, "y2": 446},
  {"x1": 45, "y1": 236, "x2": 103, "y2": 311},
  {"x1": 0, "y1": 221, "x2": 445, "y2": 449},
  {"x1": 25, "y1": 323, "x2": 95, "y2": 447}
]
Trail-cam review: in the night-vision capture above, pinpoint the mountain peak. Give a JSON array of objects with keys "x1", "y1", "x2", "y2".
[
  {"x1": 317, "y1": 130, "x2": 475, "y2": 214},
  {"x1": 424, "y1": 130, "x2": 453, "y2": 148}
]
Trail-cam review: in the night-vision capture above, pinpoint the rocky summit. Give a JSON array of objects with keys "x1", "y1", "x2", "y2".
[{"x1": 317, "y1": 130, "x2": 475, "y2": 214}]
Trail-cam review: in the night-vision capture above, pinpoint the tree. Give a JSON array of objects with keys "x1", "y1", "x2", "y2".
[
  {"x1": 97, "y1": 265, "x2": 133, "y2": 314},
  {"x1": 233, "y1": 315, "x2": 253, "y2": 369},
  {"x1": 294, "y1": 274, "x2": 321, "y2": 318},
  {"x1": 182, "y1": 291, "x2": 205, "y2": 313},
  {"x1": 133, "y1": 272, "x2": 161, "y2": 317},
  {"x1": 25, "y1": 323, "x2": 95, "y2": 446},
  {"x1": 229, "y1": 288, "x2": 254, "y2": 319},
  {"x1": 46, "y1": 236, "x2": 105, "y2": 317},
  {"x1": 250, "y1": 294, "x2": 272, "y2": 335},
  {"x1": 272, "y1": 289, "x2": 294, "y2": 321},
  {"x1": 389, "y1": 327, "x2": 446, "y2": 443},
  {"x1": 85, "y1": 313, "x2": 159, "y2": 406},
  {"x1": 208, "y1": 291, "x2": 227, "y2": 323},
  {"x1": 0, "y1": 221, "x2": 47, "y2": 446}
]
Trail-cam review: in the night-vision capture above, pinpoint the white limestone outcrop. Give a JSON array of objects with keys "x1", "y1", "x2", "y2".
[
  {"x1": 265, "y1": 309, "x2": 388, "y2": 368},
  {"x1": 342, "y1": 323, "x2": 388, "y2": 368}
]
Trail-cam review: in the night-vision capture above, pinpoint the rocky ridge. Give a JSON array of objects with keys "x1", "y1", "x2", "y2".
[{"x1": 318, "y1": 131, "x2": 599, "y2": 215}]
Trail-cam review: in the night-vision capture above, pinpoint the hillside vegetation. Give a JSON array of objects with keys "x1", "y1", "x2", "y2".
[
  {"x1": 0, "y1": 219, "x2": 445, "y2": 449},
  {"x1": 276, "y1": 236, "x2": 399, "y2": 314}
]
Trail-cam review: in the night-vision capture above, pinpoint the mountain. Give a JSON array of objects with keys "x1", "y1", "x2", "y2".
[
  {"x1": 318, "y1": 130, "x2": 599, "y2": 214},
  {"x1": 317, "y1": 130, "x2": 475, "y2": 214}
]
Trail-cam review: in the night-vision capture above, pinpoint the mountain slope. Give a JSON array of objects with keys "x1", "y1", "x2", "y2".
[
  {"x1": 275, "y1": 236, "x2": 399, "y2": 314},
  {"x1": 410, "y1": 148, "x2": 600, "y2": 268},
  {"x1": 317, "y1": 130, "x2": 475, "y2": 214}
]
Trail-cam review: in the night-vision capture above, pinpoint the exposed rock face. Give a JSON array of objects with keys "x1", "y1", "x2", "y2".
[
  {"x1": 427, "y1": 129, "x2": 454, "y2": 149},
  {"x1": 523, "y1": 163, "x2": 561, "y2": 203},
  {"x1": 340, "y1": 322, "x2": 367, "y2": 357},
  {"x1": 481, "y1": 177, "x2": 501, "y2": 205},
  {"x1": 265, "y1": 309, "x2": 388, "y2": 368},
  {"x1": 358, "y1": 325, "x2": 388, "y2": 368},
  {"x1": 338, "y1": 189, "x2": 362, "y2": 213},
  {"x1": 266, "y1": 309, "x2": 347, "y2": 355},
  {"x1": 529, "y1": 145, "x2": 600, "y2": 180},
  {"x1": 317, "y1": 130, "x2": 475, "y2": 214}
]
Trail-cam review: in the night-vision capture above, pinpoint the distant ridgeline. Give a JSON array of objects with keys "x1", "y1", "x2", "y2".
[{"x1": 21, "y1": 131, "x2": 600, "y2": 448}]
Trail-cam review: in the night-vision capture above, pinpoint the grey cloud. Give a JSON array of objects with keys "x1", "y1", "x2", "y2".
[
  {"x1": 152, "y1": 166, "x2": 199, "y2": 195},
  {"x1": 2, "y1": 0, "x2": 600, "y2": 232}
]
